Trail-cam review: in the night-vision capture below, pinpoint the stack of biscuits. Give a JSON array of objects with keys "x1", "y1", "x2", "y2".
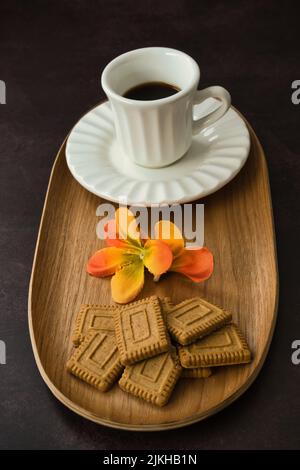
[{"x1": 67, "y1": 295, "x2": 251, "y2": 407}]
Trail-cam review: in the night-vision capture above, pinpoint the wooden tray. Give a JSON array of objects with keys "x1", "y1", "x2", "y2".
[{"x1": 28, "y1": 113, "x2": 278, "y2": 430}]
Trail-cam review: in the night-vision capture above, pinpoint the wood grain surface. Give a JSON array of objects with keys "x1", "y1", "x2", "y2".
[{"x1": 28, "y1": 113, "x2": 278, "y2": 430}]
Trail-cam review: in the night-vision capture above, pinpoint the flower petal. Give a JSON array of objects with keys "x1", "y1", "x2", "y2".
[
  {"x1": 143, "y1": 239, "x2": 173, "y2": 276},
  {"x1": 154, "y1": 220, "x2": 184, "y2": 257},
  {"x1": 87, "y1": 247, "x2": 137, "y2": 277},
  {"x1": 104, "y1": 220, "x2": 139, "y2": 250},
  {"x1": 111, "y1": 259, "x2": 144, "y2": 303},
  {"x1": 115, "y1": 207, "x2": 141, "y2": 247},
  {"x1": 170, "y1": 247, "x2": 214, "y2": 282}
]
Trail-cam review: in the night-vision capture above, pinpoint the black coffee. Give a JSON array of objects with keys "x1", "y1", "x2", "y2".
[{"x1": 123, "y1": 81, "x2": 180, "y2": 101}]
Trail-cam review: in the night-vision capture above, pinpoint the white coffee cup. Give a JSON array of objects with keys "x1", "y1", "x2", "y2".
[{"x1": 101, "y1": 47, "x2": 231, "y2": 168}]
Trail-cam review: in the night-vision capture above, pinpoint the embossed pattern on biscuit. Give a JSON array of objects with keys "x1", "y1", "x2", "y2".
[
  {"x1": 114, "y1": 296, "x2": 169, "y2": 365},
  {"x1": 119, "y1": 347, "x2": 182, "y2": 406},
  {"x1": 72, "y1": 304, "x2": 118, "y2": 347},
  {"x1": 67, "y1": 330, "x2": 124, "y2": 391},
  {"x1": 178, "y1": 323, "x2": 251, "y2": 368},
  {"x1": 181, "y1": 367, "x2": 212, "y2": 378},
  {"x1": 166, "y1": 297, "x2": 232, "y2": 345}
]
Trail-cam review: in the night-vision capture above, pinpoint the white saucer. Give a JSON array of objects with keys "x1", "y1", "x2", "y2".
[{"x1": 66, "y1": 99, "x2": 250, "y2": 205}]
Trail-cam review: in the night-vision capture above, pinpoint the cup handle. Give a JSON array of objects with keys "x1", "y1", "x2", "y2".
[{"x1": 192, "y1": 86, "x2": 231, "y2": 135}]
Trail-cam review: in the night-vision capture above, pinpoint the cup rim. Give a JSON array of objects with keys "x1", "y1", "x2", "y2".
[{"x1": 101, "y1": 47, "x2": 200, "y2": 106}]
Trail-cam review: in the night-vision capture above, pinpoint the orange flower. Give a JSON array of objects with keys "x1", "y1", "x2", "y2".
[
  {"x1": 87, "y1": 208, "x2": 173, "y2": 303},
  {"x1": 154, "y1": 220, "x2": 214, "y2": 282},
  {"x1": 87, "y1": 208, "x2": 214, "y2": 304}
]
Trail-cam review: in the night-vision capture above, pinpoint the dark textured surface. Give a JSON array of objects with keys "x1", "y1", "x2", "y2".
[{"x1": 0, "y1": 0, "x2": 299, "y2": 450}]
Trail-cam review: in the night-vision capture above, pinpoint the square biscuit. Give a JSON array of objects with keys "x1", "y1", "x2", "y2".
[
  {"x1": 164, "y1": 297, "x2": 232, "y2": 345},
  {"x1": 181, "y1": 367, "x2": 212, "y2": 379},
  {"x1": 178, "y1": 323, "x2": 251, "y2": 368},
  {"x1": 66, "y1": 330, "x2": 123, "y2": 391},
  {"x1": 114, "y1": 295, "x2": 169, "y2": 365},
  {"x1": 119, "y1": 347, "x2": 182, "y2": 407},
  {"x1": 72, "y1": 304, "x2": 118, "y2": 347}
]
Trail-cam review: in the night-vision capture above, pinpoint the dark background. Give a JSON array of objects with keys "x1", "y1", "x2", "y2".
[{"x1": 0, "y1": 0, "x2": 299, "y2": 450}]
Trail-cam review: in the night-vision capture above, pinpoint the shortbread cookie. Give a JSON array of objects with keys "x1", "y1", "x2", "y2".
[
  {"x1": 67, "y1": 330, "x2": 123, "y2": 391},
  {"x1": 164, "y1": 297, "x2": 232, "y2": 345},
  {"x1": 178, "y1": 323, "x2": 251, "y2": 368},
  {"x1": 119, "y1": 347, "x2": 182, "y2": 406},
  {"x1": 114, "y1": 296, "x2": 169, "y2": 365},
  {"x1": 72, "y1": 304, "x2": 118, "y2": 347}
]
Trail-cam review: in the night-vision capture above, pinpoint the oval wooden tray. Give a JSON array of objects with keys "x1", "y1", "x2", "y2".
[{"x1": 28, "y1": 112, "x2": 278, "y2": 431}]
